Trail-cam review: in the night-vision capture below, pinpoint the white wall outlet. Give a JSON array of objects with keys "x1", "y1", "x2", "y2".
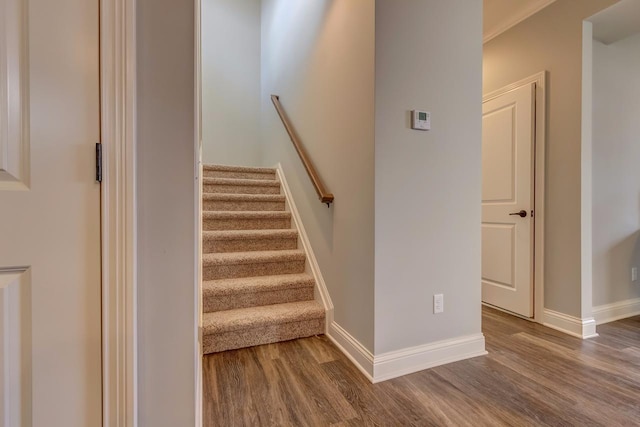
[
  {"x1": 433, "y1": 294, "x2": 444, "y2": 314},
  {"x1": 632, "y1": 267, "x2": 638, "y2": 282}
]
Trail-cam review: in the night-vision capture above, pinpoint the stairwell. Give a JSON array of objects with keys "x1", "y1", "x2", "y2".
[{"x1": 202, "y1": 164, "x2": 326, "y2": 354}]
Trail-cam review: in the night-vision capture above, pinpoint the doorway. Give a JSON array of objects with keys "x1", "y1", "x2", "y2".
[
  {"x1": 587, "y1": 0, "x2": 640, "y2": 324},
  {"x1": 481, "y1": 73, "x2": 546, "y2": 322}
]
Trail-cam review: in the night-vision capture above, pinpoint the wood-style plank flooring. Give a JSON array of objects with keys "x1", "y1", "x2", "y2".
[{"x1": 203, "y1": 307, "x2": 640, "y2": 426}]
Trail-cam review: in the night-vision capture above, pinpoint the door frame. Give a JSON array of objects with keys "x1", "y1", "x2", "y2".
[
  {"x1": 101, "y1": 1, "x2": 204, "y2": 425},
  {"x1": 100, "y1": 0, "x2": 138, "y2": 425},
  {"x1": 482, "y1": 71, "x2": 547, "y2": 323},
  {"x1": 194, "y1": 0, "x2": 204, "y2": 425}
]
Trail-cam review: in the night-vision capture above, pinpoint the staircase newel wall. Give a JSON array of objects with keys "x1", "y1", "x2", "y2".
[{"x1": 373, "y1": 0, "x2": 486, "y2": 377}]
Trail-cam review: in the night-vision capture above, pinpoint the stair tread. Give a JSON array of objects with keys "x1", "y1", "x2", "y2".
[
  {"x1": 203, "y1": 193, "x2": 285, "y2": 201},
  {"x1": 203, "y1": 177, "x2": 280, "y2": 187},
  {"x1": 200, "y1": 164, "x2": 323, "y2": 353},
  {"x1": 203, "y1": 249, "x2": 306, "y2": 266},
  {"x1": 204, "y1": 164, "x2": 276, "y2": 174},
  {"x1": 203, "y1": 229, "x2": 297, "y2": 241},
  {"x1": 203, "y1": 273, "x2": 314, "y2": 296},
  {"x1": 203, "y1": 300, "x2": 324, "y2": 335},
  {"x1": 203, "y1": 211, "x2": 291, "y2": 219}
]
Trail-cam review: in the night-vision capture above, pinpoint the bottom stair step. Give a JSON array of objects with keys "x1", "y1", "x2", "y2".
[
  {"x1": 203, "y1": 300, "x2": 325, "y2": 354},
  {"x1": 203, "y1": 273, "x2": 315, "y2": 312}
]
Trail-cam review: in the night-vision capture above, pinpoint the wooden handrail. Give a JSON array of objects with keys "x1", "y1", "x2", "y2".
[{"x1": 271, "y1": 95, "x2": 334, "y2": 207}]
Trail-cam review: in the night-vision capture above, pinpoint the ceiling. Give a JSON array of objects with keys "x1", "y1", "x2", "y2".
[
  {"x1": 483, "y1": 0, "x2": 557, "y2": 43},
  {"x1": 589, "y1": 0, "x2": 640, "y2": 44}
]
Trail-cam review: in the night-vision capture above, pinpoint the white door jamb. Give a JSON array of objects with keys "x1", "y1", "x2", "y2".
[
  {"x1": 100, "y1": 0, "x2": 138, "y2": 425},
  {"x1": 194, "y1": 0, "x2": 204, "y2": 425}
]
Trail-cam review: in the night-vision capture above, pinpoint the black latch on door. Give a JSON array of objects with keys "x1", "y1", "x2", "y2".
[{"x1": 96, "y1": 142, "x2": 102, "y2": 183}]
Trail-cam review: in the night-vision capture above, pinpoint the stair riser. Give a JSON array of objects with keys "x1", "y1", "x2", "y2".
[
  {"x1": 203, "y1": 287, "x2": 314, "y2": 313},
  {"x1": 203, "y1": 200, "x2": 285, "y2": 211},
  {"x1": 203, "y1": 260, "x2": 305, "y2": 280},
  {"x1": 203, "y1": 318, "x2": 324, "y2": 353},
  {"x1": 204, "y1": 170, "x2": 276, "y2": 180},
  {"x1": 203, "y1": 217, "x2": 291, "y2": 231},
  {"x1": 203, "y1": 237, "x2": 298, "y2": 253},
  {"x1": 203, "y1": 183, "x2": 281, "y2": 195}
]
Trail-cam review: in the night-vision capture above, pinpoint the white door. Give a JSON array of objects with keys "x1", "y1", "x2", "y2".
[
  {"x1": 0, "y1": 0, "x2": 101, "y2": 425},
  {"x1": 481, "y1": 83, "x2": 535, "y2": 318}
]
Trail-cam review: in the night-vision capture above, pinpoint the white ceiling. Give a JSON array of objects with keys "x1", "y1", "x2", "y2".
[
  {"x1": 483, "y1": 0, "x2": 557, "y2": 43},
  {"x1": 589, "y1": 0, "x2": 640, "y2": 45}
]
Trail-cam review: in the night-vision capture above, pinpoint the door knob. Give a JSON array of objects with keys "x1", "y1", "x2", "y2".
[{"x1": 509, "y1": 210, "x2": 527, "y2": 218}]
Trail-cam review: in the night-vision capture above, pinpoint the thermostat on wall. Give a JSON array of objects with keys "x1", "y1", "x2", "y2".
[{"x1": 411, "y1": 110, "x2": 431, "y2": 131}]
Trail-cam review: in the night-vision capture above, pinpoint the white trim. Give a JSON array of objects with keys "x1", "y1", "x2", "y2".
[
  {"x1": 483, "y1": 0, "x2": 557, "y2": 44},
  {"x1": 593, "y1": 298, "x2": 640, "y2": 325},
  {"x1": 327, "y1": 321, "x2": 374, "y2": 382},
  {"x1": 542, "y1": 309, "x2": 598, "y2": 339},
  {"x1": 327, "y1": 323, "x2": 487, "y2": 384},
  {"x1": 581, "y1": 21, "x2": 596, "y2": 323},
  {"x1": 194, "y1": 0, "x2": 203, "y2": 424},
  {"x1": 0, "y1": 0, "x2": 30, "y2": 190},
  {"x1": 483, "y1": 72, "x2": 546, "y2": 323},
  {"x1": 372, "y1": 334, "x2": 487, "y2": 383},
  {"x1": 533, "y1": 73, "x2": 547, "y2": 324},
  {"x1": 483, "y1": 72, "x2": 546, "y2": 103},
  {"x1": 275, "y1": 163, "x2": 334, "y2": 331},
  {"x1": 100, "y1": 0, "x2": 138, "y2": 425}
]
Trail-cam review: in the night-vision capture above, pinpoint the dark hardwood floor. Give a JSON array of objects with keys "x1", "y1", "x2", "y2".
[{"x1": 203, "y1": 307, "x2": 640, "y2": 426}]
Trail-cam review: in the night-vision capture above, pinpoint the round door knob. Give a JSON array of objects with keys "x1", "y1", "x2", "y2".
[{"x1": 509, "y1": 210, "x2": 527, "y2": 218}]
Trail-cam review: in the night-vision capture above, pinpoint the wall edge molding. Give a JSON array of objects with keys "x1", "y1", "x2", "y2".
[
  {"x1": 593, "y1": 298, "x2": 640, "y2": 325},
  {"x1": 483, "y1": 0, "x2": 557, "y2": 44},
  {"x1": 372, "y1": 333, "x2": 487, "y2": 383},
  {"x1": 275, "y1": 163, "x2": 334, "y2": 332},
  {"x1": 327, "y1": 321, "x2": 374, "y2": 382},
  {"x1": 543, "y1": 309, "x2": 598, "y2": 339}
]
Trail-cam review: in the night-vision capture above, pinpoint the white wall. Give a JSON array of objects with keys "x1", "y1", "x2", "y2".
[
  {"x1": 592, "y1": 33, "x2": 640, "y2": 307},
  {"x1": 374, "y1": 0, "x2": 483, "y2": 354},
  {"x1": 260, "y1": 0, "x2": 376, "y2": 351},
  {"x1": 483, "y1": 0, "x2": 617, "y2": 318},
  {"x1": 137, "y1": 0, "x2": 197, "y2": 425},
  {"x1": 202, "y1": 0, "x2": 261, "y2": 166}
]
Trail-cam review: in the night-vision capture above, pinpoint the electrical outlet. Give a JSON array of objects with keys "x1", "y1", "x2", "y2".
[
  {"x1": 632, "y1": 267, "x2": 638, "y2": 282},
  {"x1": 434, "y1": 294, "x2": 444, "y2": 314}
]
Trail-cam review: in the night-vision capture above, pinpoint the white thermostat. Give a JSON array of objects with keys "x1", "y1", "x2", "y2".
[{"x1": 411, "y1": 110, "x2": 431, "y2": 131}]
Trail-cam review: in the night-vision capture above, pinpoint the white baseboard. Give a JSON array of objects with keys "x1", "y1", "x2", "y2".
[
  {"x1": 327, "y1": 321, "x2": 374, "y2": 382},
  {"x1": 372, "y1": 334, "x2": 487, "y2": 383},
  {"x1": 593, "y1": 298, "x2": 640, "y2": 325},
  {"x1": 327, "y1": 323, "x2": 487, "y2": 384},
  {"x1": 542, "y1": 309, "x2": 598, "y2": 339},
  {"x1": 275, "y1": 166, "x2": 488, "y2": 384},
  {"x1": 275, "y1": 164, "x2": 334, "y2": 332}
]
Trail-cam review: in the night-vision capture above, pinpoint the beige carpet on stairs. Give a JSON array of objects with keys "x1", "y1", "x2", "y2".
[{"x1": 202, "y1": 164, "x2": 325, "y2": 354}]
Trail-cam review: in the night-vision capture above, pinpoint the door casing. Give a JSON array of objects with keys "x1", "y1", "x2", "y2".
[
  {"x1": 100, "y1": 0, "x2": 138, "y2": 425},
  {"x1": 482, "y1": 71, "x2": 546, "y2": 323}
]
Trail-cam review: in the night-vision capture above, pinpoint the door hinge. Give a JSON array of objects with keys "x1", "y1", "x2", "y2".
[{"x1": 96, "y1": 142, "x2": 103, "y2": 183}]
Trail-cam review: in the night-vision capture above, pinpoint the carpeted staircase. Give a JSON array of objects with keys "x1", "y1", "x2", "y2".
[{"x1": 202, "y1": 164, "x2": 325, "y2": 354}]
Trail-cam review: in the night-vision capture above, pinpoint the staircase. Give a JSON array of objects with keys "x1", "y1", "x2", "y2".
[{"x1": 202, "y1": 164, "x2": 325, "y2": 354}]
